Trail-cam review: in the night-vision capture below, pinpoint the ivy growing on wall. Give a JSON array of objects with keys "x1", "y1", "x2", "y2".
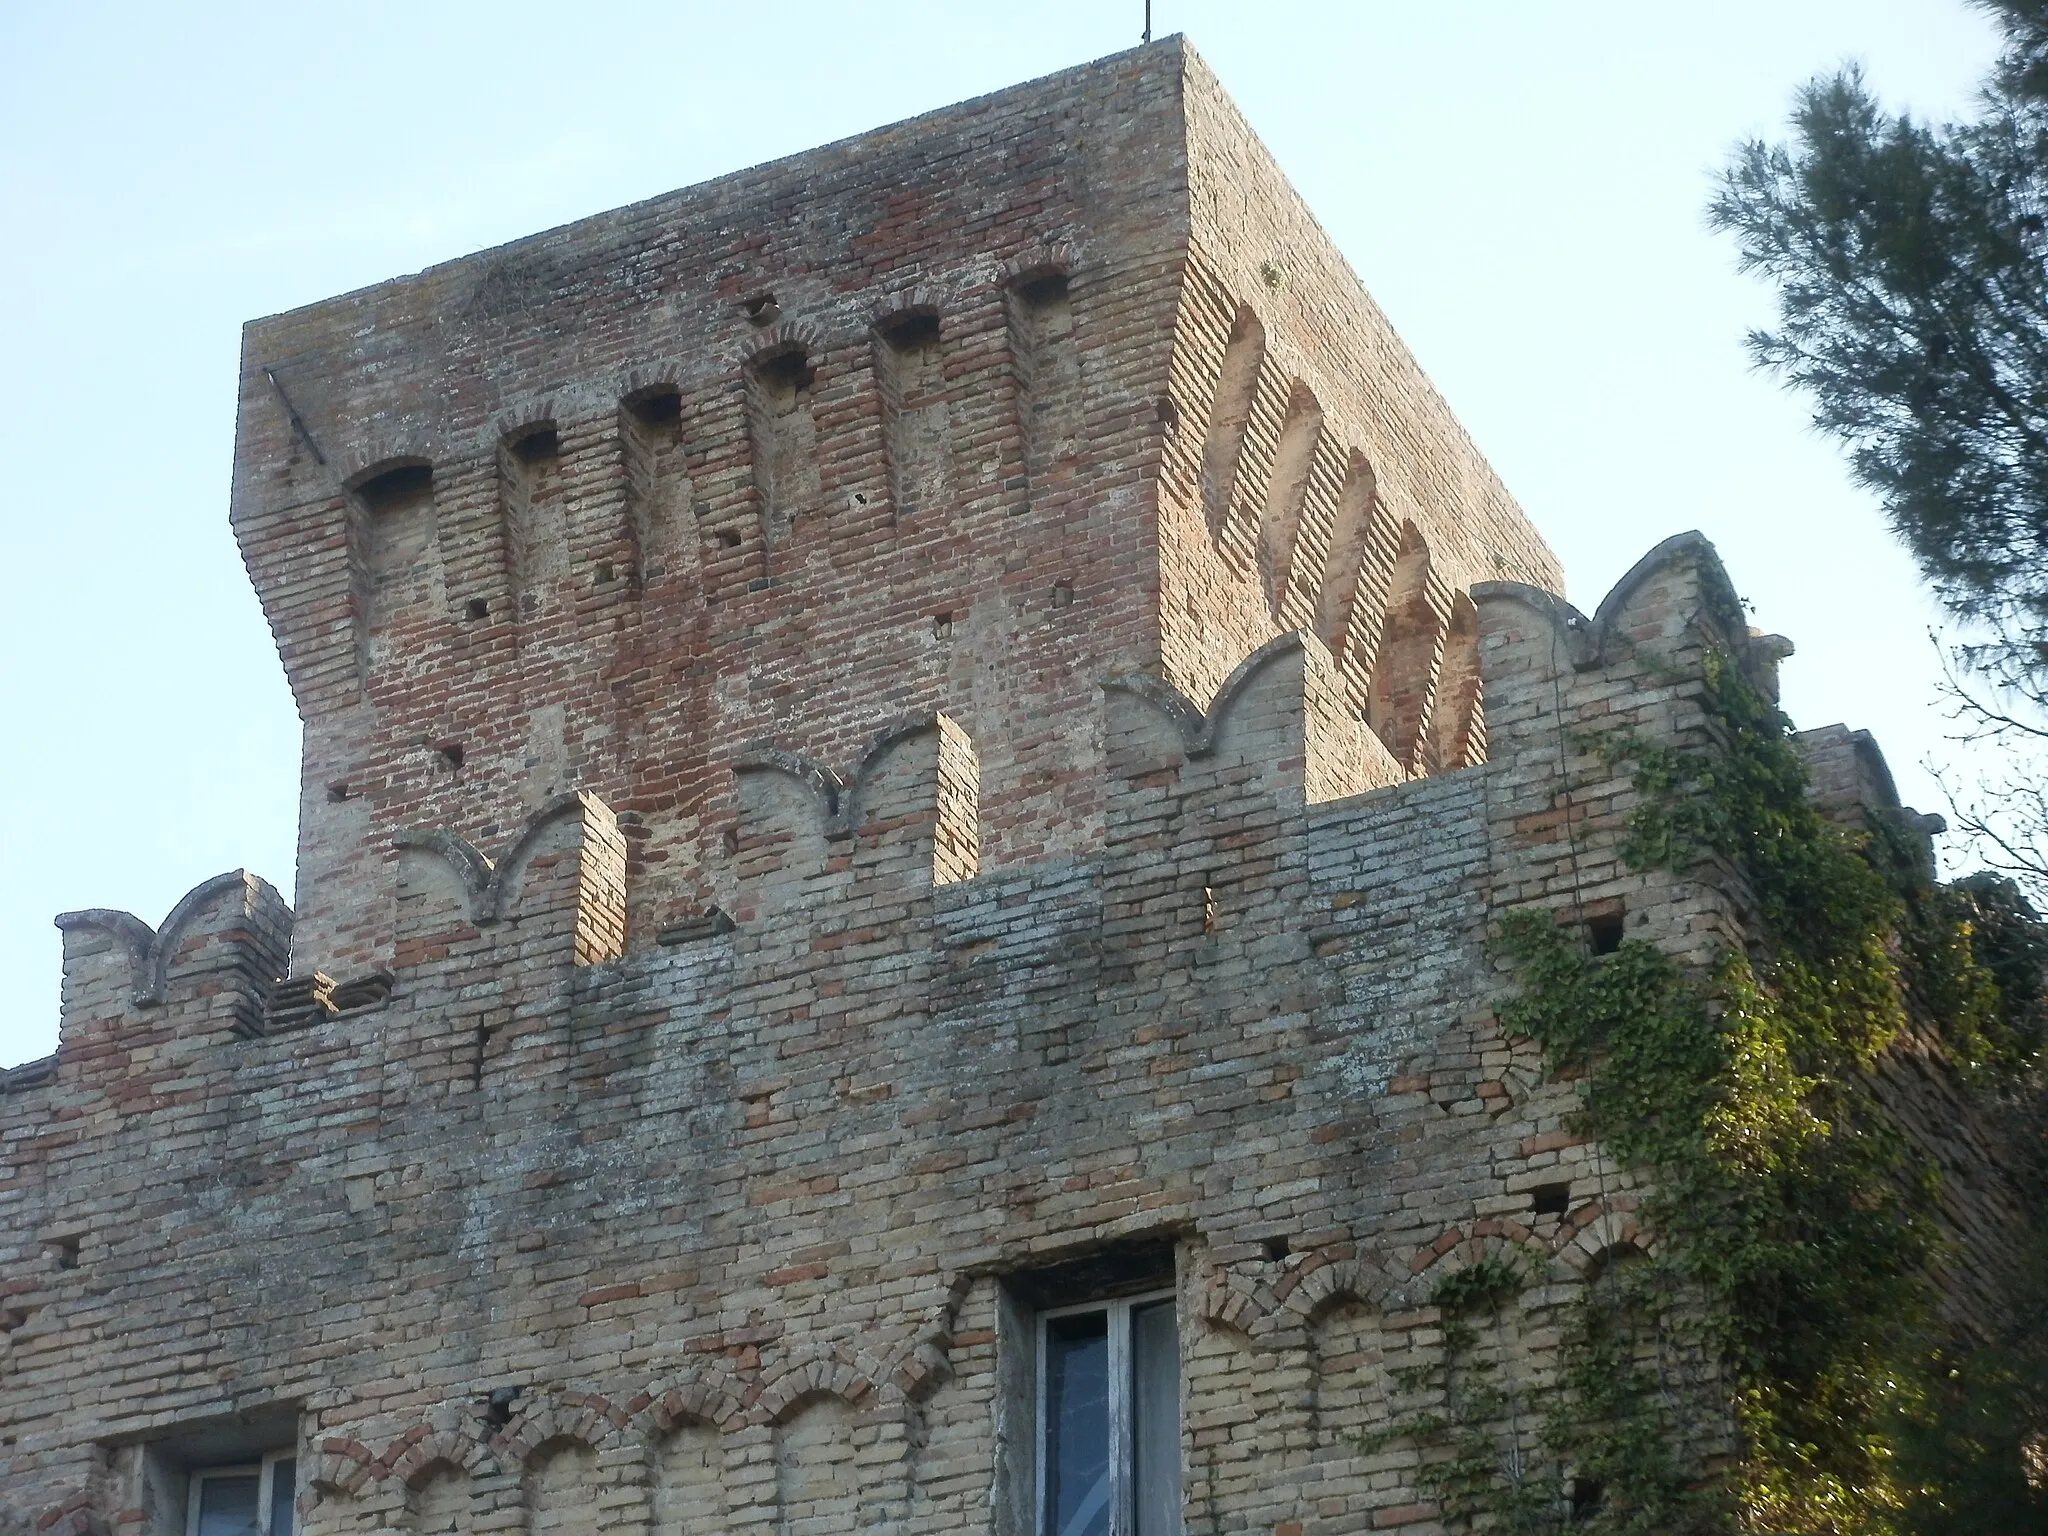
[{"x1": 1378, "y1": 647, "x2": 2046, "y2": 1533}]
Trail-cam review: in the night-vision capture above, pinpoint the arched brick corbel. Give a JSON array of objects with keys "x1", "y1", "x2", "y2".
[
  {"x1": 747, "y1": 1341, "x2": 901, "y2": 1427},
  {"x1": 1196, "y1": 1270, "x2": 1278, "y2": 1338},
  {"x1": 490, "y1": 1390, "x2": 632, "y2": 1466},
  {"x1": 871, "y1": 283, "x2": 955, "y2": 328},
  {"x1": 1403, "y1": 1227, "x2": 1556, "y2": 1303},
  {"x1": 880, "y1": 1283, "x2": 970, "y2": 1401},
  {"x1": 627, "y1": 1363, "x2": 749, "y2": 1440},
  {"x1": 305, "y1": 1437, "x2": 378, "y2": 1500},
  {"x1": 1000, "y1": 239, "x2": 1080, "y2": 287},
  {"x1": 736, "y1": 319, "x2": 828, "y2": 374},
  {"x1": 1557, "y1": 1205, "x2": 1658, "y2": 1278},
  {"x1": 379, "y1": 1420, "x2": 501, "y2": 1489},
  {"x1": 336, "y1": 438, "x2": 439, "y2": 498},
  {"x1": 1274, "y1": 1251, "x2": 1399, "y2": 1331}
]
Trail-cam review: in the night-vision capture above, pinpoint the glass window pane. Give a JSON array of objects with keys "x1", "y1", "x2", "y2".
[
  {"x1": 268, "y1": 1459, "x2": 296, "y2": 1536},
  {"x1": 1131, "y1": 1301, "x2": 1182, "y2": 1536},
  {"x1": 194, "y1": 1475, "x2": 261, "y2": 1536},
  {"x1": 1044, "y1": 1311, "x2": 1112, "y2": 1536}
]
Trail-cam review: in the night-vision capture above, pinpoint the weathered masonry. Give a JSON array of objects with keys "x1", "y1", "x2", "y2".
[{"x1": 0, "y1": 37, "x2": 2003, "y2": 1536}]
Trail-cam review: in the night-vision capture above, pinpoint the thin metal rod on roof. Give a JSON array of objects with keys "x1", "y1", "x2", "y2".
[{"x1": 1143, "y1": 1, "x2": 1152, "y2": 43}]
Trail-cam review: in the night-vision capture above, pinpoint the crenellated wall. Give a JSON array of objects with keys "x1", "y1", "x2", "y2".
[
  {"x1": 2, "y1": 529, "x2": 2002, "y2": 1535},
  {"x1": 5, "y1": 36, "x2": 2020, "y2": 1536}
]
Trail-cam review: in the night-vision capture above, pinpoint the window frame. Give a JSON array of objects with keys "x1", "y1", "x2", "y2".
[
  {"x1": 1034, "y1": 1286, "x2": 1180, "y2": 1536},
  {"x1": 184, "y1": 1448, "x2": 297, "y2": 1536}
]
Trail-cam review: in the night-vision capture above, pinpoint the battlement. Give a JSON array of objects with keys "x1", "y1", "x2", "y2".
[
  {"x1": 9, "y1": 533, "x2": 1929, "y2": 1121},
  {"x1": 230, "y1": 37, "x2": 1556, "y2": 987},
  {"x1": 4, "y1": 525, "x2": 1978, "y2": 1536}
]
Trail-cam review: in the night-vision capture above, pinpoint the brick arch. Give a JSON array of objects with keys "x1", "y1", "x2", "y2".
[
  {"x1": 491, "y1": 1391, "x2": 632, "y2": 1466},
  {"x1": 1275, "y1": 1252, "x2": 1399, "y2": 1330},
  {"x1": 736, "y1": 320, "x2": 827, "y2": 373},
  {"x1": 1557, "y1": 1204, "x2": 1657, "y2": 1278},
  {"x1": 1196, "y1": 1269, "x2": 1280, "y2": 1337},
  {"x1": 1367, "y1": 519, "x2": 1449, "y2": 774},
  {"x1": 628, "y1": 1365, "x2": 748, "y2": 1441},
  {"x1": 337, "y1": 439, "x2": 438, "y2": 496},
  {"x1": 1427, "y1": 589, "x2": 1485, "y2": 772},
  {"x1": 305, "y1": 1438, "x2": 379, "y2": 1500},
  {"x1": 1403, "y1": 1226, "x2": 1552, "y2": 1299},
  {"x1": 382, "y1": 1422, "x2": 501, "y2": 1491},
  {"x1": 999, "y1": 239, "x2": 1079, "y2": 286},
  {"x1": 879, "y1": 1289, "x2": 969, "y2": 1401},
  {"x1": 870, "y1": 282, "x2": 954, "y2": 329},
  {"x1": 749, "y1": 1341, "x2": 900, "y2": 1427},
  {"x1": 617, "y1": 367, "x2": 686, "y2": 412}
]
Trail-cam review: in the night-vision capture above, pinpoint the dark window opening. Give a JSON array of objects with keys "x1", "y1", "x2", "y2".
[
  {"x1": 933, "y1": 611, "x2": 953, "y2": 639},
  {"x1": 436, "y1": 744, "x2": 464, "y2": 772},
  {"x1": 628, "y1": 387, "x2": 683, "y2": 427},
  {"x1": 1532, "y1": 1183, "x2": 1572, "y2": 1217},
  {"x1": 1570, "y1": 1478, "x2": 1605, "y2": 1519},
  {"x1": 754, "y1": 346, "x2": 815, "y2": 393},
  {"x1": 717, "y1": 528, "x2": 742, "y2": 548},
  {"x1": 355, "y1": 462, "x2": 432, "y2": 511},
  {"x1": 878, "y1": 310, "x2": 941, "y2": 351},
  {"x1": 741, "y1": 291, "x2": 781, "y2": 327},
  {"x1": 510, "y1": 426, "x2": 560, "y2": 464},
  {"x1": 1015, "y1": 271, "x2": 1070, "y2": 308},
  {"x1": 1587, "y1": 911, "x2": 1625, "y2": 955},
  {"x1": 465, "y1": 597, "x2": 490, "y2": 621},
  {"x1": 595, "y1": 561, "x2": 616, "y2": 585},
  {"x1": 48, "y1": 1236, "x2": 79, "y2": 1270},
  {"x1": 326, "y1": 781, "x2": 350, "y2": 803},
  {"x1": 1262, "y1": 1235, "x2": 1291, "y2": 1262}
]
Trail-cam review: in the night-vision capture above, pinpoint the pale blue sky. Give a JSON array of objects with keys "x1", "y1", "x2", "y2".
[{"x1": 0, "y1": 1, "x2": 2007, "y2": 1065}]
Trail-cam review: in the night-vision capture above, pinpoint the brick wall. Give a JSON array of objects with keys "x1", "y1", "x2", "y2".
[{"x1": 0, "y1": 37, "x2": 2012, "y2": 1536}]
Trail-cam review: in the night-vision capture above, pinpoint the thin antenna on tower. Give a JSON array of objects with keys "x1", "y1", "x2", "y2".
[{"x1": 1142, "y1": 1, "x2": 1152, "y2": 42}]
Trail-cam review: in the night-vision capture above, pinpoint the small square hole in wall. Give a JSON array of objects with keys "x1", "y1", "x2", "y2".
[
  {"x1": 742, "y1": 291, "x2": 780, "y2": 328},
  {"x1": 47, "y1": 1236, "x2": 79, "y2": 1270},
  {"x1": 465, "y1": 598, "x2": 490, "y2": 622},
  {"x1": 1571, "y1": 1479, "x2": 1605, "y2": 1518},
  {"x1": 1262, "y1": 1235, "x2": 1291, "y2": 1262},
  {"x1": 1050, "y1": 580, "x2": 1073, "y2": 610},
  {"x1": 327, "y1": 781, "x2": 351, "y2": 803},
  {"x1": 1532, "y1": 1182, "x2": 1572, "y2": 1217},
  {"x1": 717, "y1": 529, "x2": 742, "y2": 548},
  {"x1": 436, "y1": 743, "x2": 465, "y2": 773},
  {"x1": 932, "y1": 612, "x2": 953, "y2": 639},
  {"x1": 595, "y1": 561, "x2": 616, "y2": 585},
  {"x1": 1587, "y1": 911, "x2": 1625, "y2": 955}
]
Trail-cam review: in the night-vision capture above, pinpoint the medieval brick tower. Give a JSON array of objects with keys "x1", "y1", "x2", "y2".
[{"x1": 0, "y1": 37, "x2": 1996, "y2": 1536}]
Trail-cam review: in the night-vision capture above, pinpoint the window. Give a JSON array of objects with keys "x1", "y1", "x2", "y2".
[
  {"x1": 1038, "y1": 1291, "x2": 1180, "y2": 1536},
  {"x1": 187, "y1": 1450, "x2": 295, "y2": 1536}
]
